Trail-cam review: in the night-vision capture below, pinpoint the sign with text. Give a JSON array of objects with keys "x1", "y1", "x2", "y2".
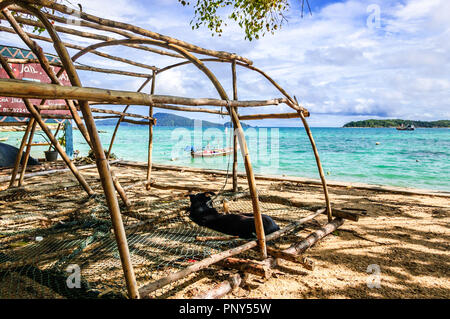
[{"x1": 0, "y1": 62, "x2": 71, "y2": 115}]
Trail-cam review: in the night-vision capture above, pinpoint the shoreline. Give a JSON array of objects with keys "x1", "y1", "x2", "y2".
[
  {"x1": 120, "y1": 160, "x2": 450, "y2": 198},
  {"x1": 1, "y1": 158, "x2": 448, "y2": 197}
]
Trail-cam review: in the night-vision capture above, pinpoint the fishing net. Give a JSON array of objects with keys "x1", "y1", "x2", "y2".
[{"x1": 0, "y1": 170, "x2": 315, "y2": 299}]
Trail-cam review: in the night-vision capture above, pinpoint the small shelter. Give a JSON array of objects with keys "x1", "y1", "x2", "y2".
[{"x1": 0, "y1": 0, "x2": 345, "y2": 299}]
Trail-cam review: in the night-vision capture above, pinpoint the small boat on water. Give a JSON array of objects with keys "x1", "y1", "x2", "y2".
[
  {"x1": 189, "y1": 146, "x2": 235, "y2": 158},
  {"x1": 396, "y1": 124, "x2": 415, "y2": 131}
]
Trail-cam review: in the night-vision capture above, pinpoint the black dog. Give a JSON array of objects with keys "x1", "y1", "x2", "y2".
[{"x1": 187, "y1": 192, "x2": 280, "y2": 239}]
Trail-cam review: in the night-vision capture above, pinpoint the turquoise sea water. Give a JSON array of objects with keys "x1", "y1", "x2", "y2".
[{"x1": 1, "y1": 126, "x2": 449, "y2": 192}]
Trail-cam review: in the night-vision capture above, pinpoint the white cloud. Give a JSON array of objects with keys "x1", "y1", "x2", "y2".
[{"x1": 1, "y1": 0, "x2": 449, "y2": 126}]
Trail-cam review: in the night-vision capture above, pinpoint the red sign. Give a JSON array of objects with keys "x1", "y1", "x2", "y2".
[{"x1": 0, "y1": 63, "x2": 72, "y2": 115}]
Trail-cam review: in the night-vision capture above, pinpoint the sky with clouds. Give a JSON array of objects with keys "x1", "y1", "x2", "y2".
[{"x1": 1, "y1": 0, "x2": 449, "y2": 127}]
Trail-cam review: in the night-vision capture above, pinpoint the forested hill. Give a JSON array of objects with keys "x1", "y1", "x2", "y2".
[{"x1": 343, "y1": 119, "x2": 450, "y2": 128}]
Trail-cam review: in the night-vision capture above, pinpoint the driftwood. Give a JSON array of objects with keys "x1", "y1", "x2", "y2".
[
  {"x1": 265, "y1": 247, "x2": 315, "y2": 271},
  {"x1": 285, "y1": 217, "x2": 344, "y2": 255},
  {"x1": 218, "y1": 257, "x2": 272, "y2": 278},
  {"x1": 193, "y1": 273, "x2": 242, "y2": 299}
]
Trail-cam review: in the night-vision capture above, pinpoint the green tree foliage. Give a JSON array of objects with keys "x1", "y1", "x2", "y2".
[{"x1": 178, "y1": 0, "x2": 291, "y2": 40}]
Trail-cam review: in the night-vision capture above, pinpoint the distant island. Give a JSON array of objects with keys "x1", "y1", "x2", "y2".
[
  {"x1": 343, "y1": 119, "x2": 450, "y2": 128},
  {"x1": 96, "y1": 112, "x2": 252, "y2": 128}
]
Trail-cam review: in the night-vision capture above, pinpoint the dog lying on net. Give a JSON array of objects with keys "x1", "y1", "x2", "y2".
[{"x1": 187, "y1": 192, "x2": 280, "y2": 239}]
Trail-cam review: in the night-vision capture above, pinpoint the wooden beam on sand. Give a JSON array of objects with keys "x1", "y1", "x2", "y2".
[
  {"x1": 193, "y1": 274, "x2": 242, "y2": 299},
  {"x1": 218, "y1": 257, "x2": 272, "y2": 279},
  {"x1": 265, "y1": 247, "x2": 315, "y2": 271},
  {"x1": 138, "y1": 210, "x2": 322, "y2": 298},
  {"x1": 284, "y1": 217, "x2": 344, "y2": 255}
]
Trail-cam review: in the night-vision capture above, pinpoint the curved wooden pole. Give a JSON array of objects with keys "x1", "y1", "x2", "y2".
[
  {"x1": 1, "y1": 12, "x2": 182, "y2": 60},
  {"x1": 231, "y1": 60, "x2": 238, "y2": 192},
  {"x1": 0, "y1": 54, "x2": 94, "y2": 196},
  {"x1": 297, "y1": 109, "x2": 332, "y2": 221},
  {"x1": 157, "y1": 58, "x2": 309, "y2": 115},
  {"x1": 16, "y1": 3, "x2": 139, "y2": 298},
  {"x1": 73, "y1": 38, "x2": 266, "y2": 258},
  {"x1": 17, "y1": 3, "x2": 131, "y2": 207},
  {"x1": 107, "y1": 77, "x2": 152, "y2": 159},
  {"x1": 1, "y1": 8, "x2": 93, "y2": 150},
  {"x1": 146, "y1": 71, "x2": 155, "y2": 191},
  {"x1": 163, "y1": 43, "x2": 267, "y2": 259},
  {"x1": 8, "y1": 118, "x2": 34, "y2": 188},
  {"x1": 21, "y1": 0, "x2": 253, "y2": 64},
  {"x1": 18, "y1": 119, "x2": 37, "y2": 186}
]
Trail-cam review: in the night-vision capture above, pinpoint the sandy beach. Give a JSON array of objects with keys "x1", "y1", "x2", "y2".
[{"x1": 1, "y1": 162, "x2": 448, "y2": 299}]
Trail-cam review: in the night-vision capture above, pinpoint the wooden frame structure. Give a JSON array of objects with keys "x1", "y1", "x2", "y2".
[{"x1": 0, "y1": 0, "x2": 334, "y2": 299}]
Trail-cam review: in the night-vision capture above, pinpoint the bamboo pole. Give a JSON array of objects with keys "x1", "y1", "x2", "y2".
[
  {"x1": 21, "y1": 0, "x2": 253, "y2": 64},
  {"x1": 90, "y1": 108, "x2": 154, "y2": 121},
  {"x1": 162, "y1": 43, "x2": 267, "y2": 259},
  {"x1": 239, "y1": 112, "x2": 301, "y2": 120},
  {"x1": 153, "y1": 58, "x2": 312, "y2": 116},
  {"x1": 218, "y1": 257, "x2": 272, "y2": 278},
  {"x1": 0, "y1": 25, "x2": 158, "y2": 72},
  {"x1": 193, "y1": 273, "x2": 242, "y2": 299},
  {"x1": 19, "y1": 5, "x2": 139, "y2": 299},
  {"x1": 0, "y1": 112, "x2": 72, "y2": 119},
  {"x1": 231, "y1": 60, "x2": 238, "y2": 192},
  {"x1": 297, "y1": 109, "x2": 332, "y2": 222},
  {"x1": 8, "y1": 118, "x2": 34, "y2": 188},
  {"x1": 138, "y1": 210, "x2": 321, "y2": 297},
  {"x1": 0, "y1": 79, "x2": 288, "y2": 108},
  {"x1": 265, "y1": 247, "x2": 315, "y2": 270},
  {"x1": 21, "y1": 6, "x2": 135, "y2": 211},
  {"x1": 1, "y1": 9, "x2": 93, "y2": 150},
  {"x1": 0, "y1": 122, "x2": 28, "y2": 127},
  {"x1": 107, "y1": 77, "x2": 151, "y2": 159},
  {"x1": 18, "y1": 119, "x2": 37, "y2": 186},
  {"x1": 0, "y1": 160, "x2": 120, "y2": 184},
  {"x1": 146, "y1": 71, "x2": 155, "y2": 191},
  {"x1": 47, "y1": 122, "x2": 62, "y2": 152},
  {"x1": 0, "y1": 55, "x2": 93, "y2": 196},
  {"x1": 0, "y1": 12, "x2": 180, "y2": 61},
  {"x1": 284, "y1": 218, "x2": 344, "y2": 255},
  {"x1": 3, "y1": 57, "x2": 153, "y2": 78},
  {"x1": 152, "y1": 103, "x2": 227, "y2": 115}
]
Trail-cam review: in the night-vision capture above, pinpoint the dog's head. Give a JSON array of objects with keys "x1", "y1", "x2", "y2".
[{"x1": 187, "y1": 191, "x2": 215, "y2": 206}]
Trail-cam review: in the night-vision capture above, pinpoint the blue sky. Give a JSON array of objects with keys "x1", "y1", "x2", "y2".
[{"x1": 2, "y1": 0, "x2": 449, "y2": 127}]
